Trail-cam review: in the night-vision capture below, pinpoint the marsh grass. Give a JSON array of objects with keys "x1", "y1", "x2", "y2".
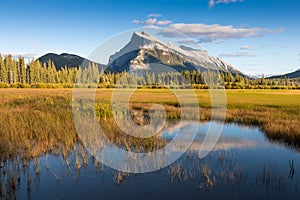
[
  {"x1": 166, "y1": 151, "x2": 249, "y2": 190},
  {"x1": 256, "y1": 164, "x2": 288, "y2": 191},
  {"x1": 0, "y1": 88, "x2": 299, "y2": 159},
  {"x1": 0, "y1": 88, "x2": 299, "y2": 197},
  {"x1": 123, "y1": 89, "x2": 300, "y2": 147},
  {"x1": 98, "y1": 118, "x2": 166, "y2": 152},
  {"x1": 0, "y1": 89, "x2": 170, "y2": 161},
  {"x1": 0, "y1": 92, "x2": 77, "y2": 162},
  {"x1": 0, "y1": 89, "x2": 167, "y2": 197}
]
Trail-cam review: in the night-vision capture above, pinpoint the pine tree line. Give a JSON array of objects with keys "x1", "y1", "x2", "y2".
[{"x1": 0, "y1": 54, "x2": 299, "y2": 89}]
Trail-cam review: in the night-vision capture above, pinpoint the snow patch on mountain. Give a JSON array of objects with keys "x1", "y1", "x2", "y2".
[
  {"x1": 108, "y1": 31, "x2": 243, "y2": 75},
  {"x1": 129, "y1": 49, "x2": 150, "y2": 70}
]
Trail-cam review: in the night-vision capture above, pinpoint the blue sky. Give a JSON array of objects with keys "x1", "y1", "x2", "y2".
[{"x1": 1, "y1": 0, "x2": 300, "y2": 75}]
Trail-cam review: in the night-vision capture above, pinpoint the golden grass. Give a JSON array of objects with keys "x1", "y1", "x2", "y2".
[
  {"x1": 0, "y1": 88, "x2": 299, "y2": 161},
  {"x1": 96, "y1": 89, "x2": 300, "y2": 146},
  {"x1": 0, "y1": 91, "x2": 77, "y2": 162},
  {"x1": 0, "y1": 89, "x2": 169, "y2": 162}
]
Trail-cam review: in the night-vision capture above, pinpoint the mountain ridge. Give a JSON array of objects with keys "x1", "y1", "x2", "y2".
[
  {"x1": 38, "y1": 32, "x2": 299, "y2": 79},
  {"x1": 107, "y1": 31, "x2": 245, "y2": 76},
  {"x1": 268, "y1": 69, "x2": 300, "y2": 79},
  {"x1": 37, "y1": 53, "x2": 100, "y2": 70}
]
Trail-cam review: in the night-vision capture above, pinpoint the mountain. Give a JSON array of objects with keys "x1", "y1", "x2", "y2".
[
  {"x1": 107, "y1": 31, "x2": 245, "y2": 76},
  {"x1": 269, "y1": 69, "x2": 300, "y2": 79},
  {"x1": 37, "y1": 53, "x2": 101, "y2": 70}
]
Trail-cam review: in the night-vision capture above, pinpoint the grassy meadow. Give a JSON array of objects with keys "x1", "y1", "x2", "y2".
[{"x1": 0, "y1": 88, "x2": 299, "y2": 163}]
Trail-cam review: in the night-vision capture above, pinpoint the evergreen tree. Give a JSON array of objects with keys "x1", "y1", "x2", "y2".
[
  {"x1": 18, "y1": 57, "x2": 26, "y2": 83},
  {"x1": 0, "y1": 54, "x2": 7, "y2": 83}
]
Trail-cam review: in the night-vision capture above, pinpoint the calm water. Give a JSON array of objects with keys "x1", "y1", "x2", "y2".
[{"x1": 11, "y1": 122, "x2": 300, "y2": 199}]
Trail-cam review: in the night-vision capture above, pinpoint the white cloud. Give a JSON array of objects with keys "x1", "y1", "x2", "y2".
[
  {"x1": 144, "y1": 18, "x2": 157, "y2": 25},
  {"x1": 132, "y1": 18, "x2": 157, "y2": 25},
  {"x1": 240, "y1": 45, "x2": 253, "y2": 50},
  {"x1": 132, "y1": 15, "x2": 283, "y2": 45},
  {"x1": 219, "y1": 52, "x2": 256, "y2": 58},
  {"x1": 132, "y1": 19, "x2": 141, "y2": 24},
  {"x1": 177, "y1": 39, "x2": 198, "y2": 46},
  {"x1": 159, "y1": 23, "x2": 284, "y2": 43},
  {"x1": 156, "y1": 20, "x2": 173, "y2": 26},
  {"x1": 142, "y1": 24, "x2": 160, "y2": 29},
  {"x1": 209, "y1": 0, "x2": 215, "y2": 7},
  {"x1": 209, "y1": 0, "x2": 244, "y2": 8},
  {"x1": 265, "y1": 28, "x2": 285, "y2": 34},
  {"x1": 132, "y1": 15, "x2": 172, "y2": 27},
  {"x1": 1, "y1": 52, "x2": 37, "y2": 59},
  {"x1": 147, "y1": 13, "x2": 161, "y2": 18}
]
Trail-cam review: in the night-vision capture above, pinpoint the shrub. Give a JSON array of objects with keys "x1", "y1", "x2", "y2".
[
  {"x1": 225, "y1": 83, "x2": 232, "y2": 89},
  {"x1": 9, "y1": 83, "x2": 19, "y2": 88},
  {"x1": 169, "y1": 85, "x2": 178, "y2": 89},
  {"x1": 19, "y1": 83, "x2": 30, "y2": 88},
  {"x1": 271, "y1": 86, "x2": 281, "y2": 90},
  {"x1": 0, "y1": 82, "x2": 8, "y2": 88},
  {"x1": 35, "y1": 83, "x2": 47, "y2": 88},
  {"x1": 62, "y1": 83, "x2": 74, "y2": 88}
]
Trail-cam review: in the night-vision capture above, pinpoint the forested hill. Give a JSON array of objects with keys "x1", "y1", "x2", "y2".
[
  {"x1": 269, "y1": 69, "x2": 300, "y2": 79},
  {"x1": 37, "y1": 53, "x2": 102, "y2": 70}
]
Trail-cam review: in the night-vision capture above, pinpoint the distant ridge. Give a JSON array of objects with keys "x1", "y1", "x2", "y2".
[
  {"x1": 37, "y1": 53, "x2": 103, "y2": 70},
  {"x1": 269, "y1": 69, "x2": 300, "y2": 79}
]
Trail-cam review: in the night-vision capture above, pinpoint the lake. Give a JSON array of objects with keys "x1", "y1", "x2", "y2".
[{"x1": 2, "y1": 121, "x2": 299, "y2": 200}]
